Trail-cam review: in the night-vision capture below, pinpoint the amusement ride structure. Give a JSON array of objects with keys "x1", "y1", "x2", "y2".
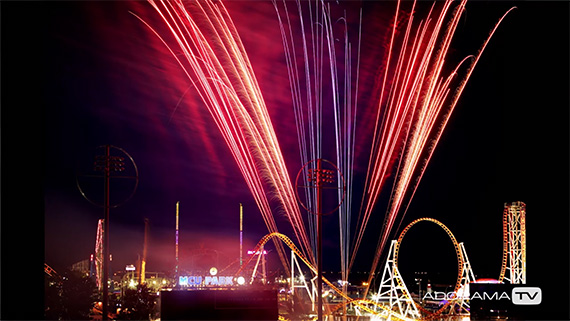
[
  {"x1": 118, "y1": 1, "x2": 521, "y2": 319},
  {"x1": 94, "y1": 219, "x2": 104, "y2": 291},
  {"x1": 42, "y1": 1, "x2": 524, "y2": 320},
  {"x1": 71, "y1": 198, "x2": 526, "y2": 320},
  {"x1": 69, "y1": 166, "x2": 527, "y2": 321},
  {"x1": 234, "y1": 201, "x2": 527, "y2": 321},
  {"x1": 499, "y1": 201, "x2": 527, "y2": 285}
]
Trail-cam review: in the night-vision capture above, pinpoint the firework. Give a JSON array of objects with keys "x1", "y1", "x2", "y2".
[
  {"x1": 133, "y1": 0, "x2": 315, "y2": 269},
  {"x1": 349, "y1": 0, "x2": 515, "y2": 297},
  {"x1": 272, "y1": 0, "x2": 362, "y2": 281},
  {"x1": 134, "y1": 0, "x2": 514, "y2": 298}
]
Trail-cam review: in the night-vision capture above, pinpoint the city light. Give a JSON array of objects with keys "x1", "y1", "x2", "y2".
[
  {"x1": 39, "y1": 0, "x2": 547, "y2": 320},
  {"x1": 247, "y1": 250, "x2": 268, "y2": 255}
]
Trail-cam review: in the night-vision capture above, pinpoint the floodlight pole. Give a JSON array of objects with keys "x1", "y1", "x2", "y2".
[
  {"x1": 102, "y1": 145, "x2": 110, "y2": 321},
  {"x1": 94, "y1": 145, "x2": 125, "y2": 320},
  {"x1": 297, "y1": 158, "x2": 344, "y2": 321},
  {"x1": 79, "y1": 144, "x2": 137, "y2": 320},
  {"x1": 316, "y1": 159, "x2": 323, "y2": 321},
  {"x1": 308, "y1": 159, "x2": 326, "y2": 321}
]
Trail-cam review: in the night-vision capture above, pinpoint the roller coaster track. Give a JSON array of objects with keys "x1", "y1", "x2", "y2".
[
  {"x1": 330, "y1": 297, "x2": 394, "y2": 314},
  {"x1": 328, "y1": 218, "x2": 468, "y2": 320},
  {"x1": 497, "y1": 201, "x2": 526, "y2": 284},
  {"x1": 235, "y1": 232, "x2": 416, "y2": 321},
  {"x1": 394, "y1": 218, "x2": 465, "y2": 319},
  {"x1": 45, "y1": 263, "x2": 63, "y2": 285},
  {"x1": 44, "y1": 263, "x2": 60, "y2": 278},
  {"x1": 245, "y1": 213, "x2": 505, "y2": 321},
  {"x1": 396, "y1": 218, "x2": 464, "y2": 294},
  {"x1": 498, "y1": 205, "x2": 509, "y2": 283},
  {"x1": 394, "y1": 212, "x2": 518, "y2": 318}
]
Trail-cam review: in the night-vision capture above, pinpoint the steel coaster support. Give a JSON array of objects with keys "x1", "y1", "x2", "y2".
[
  {"x1": 250, "y1": 246, "x2": 264, "y2": 284},
  {"x1": 291, "y1": 250, "x2": 317, "y2": 312},
  {"x1": 447, "y1": 242, "x2": 475, "y2": 316},
  {"x1": 375, "y1": 240, "x2": 421, "y2": 320}
]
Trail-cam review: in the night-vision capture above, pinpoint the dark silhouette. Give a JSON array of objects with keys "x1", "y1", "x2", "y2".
[
  {"x1": 45, "y1": 269, "x2": 97, "y2": 320},
  {"x1": 118, "y1": 283, "x2": 157, "y2": 320}
]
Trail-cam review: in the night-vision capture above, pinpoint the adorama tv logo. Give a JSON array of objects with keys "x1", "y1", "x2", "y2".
[{"x1": 511, "y1": 287, "x2": 541, "y2": 305}]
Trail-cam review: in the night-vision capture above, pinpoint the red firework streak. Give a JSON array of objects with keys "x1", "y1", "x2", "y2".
[
  {"x1": 131, "y1": 0, "x2": 315, "y2": 270},
  {"x1": 350, "y1": 0, "x2": 515, "y2": 297},
  {"x1": 131, "y1": 0, "x2": 515, "y2": 302}
]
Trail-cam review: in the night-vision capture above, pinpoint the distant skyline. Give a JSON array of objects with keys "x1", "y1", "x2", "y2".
[{"x1": 1, "y1": 1, "x2": 568, "y2": 319}]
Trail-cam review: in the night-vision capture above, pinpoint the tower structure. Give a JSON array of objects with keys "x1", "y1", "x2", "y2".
[
  {"x1": 501, "y1": 201, "x2": 526, "y2": 284},
  {"x1": 240, "y1": 203, "x2": 243, "y2": 269},
  {"x1": 95, "y1": 219, "x2": 104, "y2": 291},
  {"x1": 140, "y1": 218, "x2": 149, "y2": 284},
  {"x1": 375, "y1": 240, "x2": 420, "y2": 320},
  {"x1": 175, "y1": 201, "x2": 180, "y2": 282}
]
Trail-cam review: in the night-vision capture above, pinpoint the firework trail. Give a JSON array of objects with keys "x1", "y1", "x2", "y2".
[
  {"x1": 132, "y1": 0, "x2": 315, "y2": 270},
  {"x1": 133, "y1": 0, "x2": 514, "y2": 302},
  {"x1": 272, "y1": 0, "x2": 361, "y2": 282},
  {"x1": 348, "y1": 0, "x2": 515, "y2": 297}
]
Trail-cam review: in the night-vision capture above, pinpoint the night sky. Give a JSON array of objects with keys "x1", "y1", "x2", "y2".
[{"x1": 2, "y1": 1, "x2": 568, "y2": 320}]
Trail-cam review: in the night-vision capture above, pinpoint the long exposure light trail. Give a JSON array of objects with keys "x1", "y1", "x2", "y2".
[
  {"x1": 348, "y1": 0, "x2": 515, "y2": 298},
  {"x1": 236, "y1": 232, "x2": 415, "y2": 321},
  {"x1": 272, "y1": 0, "x2": 361, "y2": 284},
  {"x1": 133, "y1": 0, "x2": 315, "y2": 270},
  {"x1": 135, "y1": 0, "x2": 514, "y2": 310}
]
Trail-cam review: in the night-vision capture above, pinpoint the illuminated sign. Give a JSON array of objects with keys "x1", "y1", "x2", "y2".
[
  {"x1": 179, "y1": 275, "x2": 234, "y2": 286},
  {"x1": 247, "y1": 250, "x2": 267, "y2": 255},
  {"x1": 125, "y1": 264, "x2": 136, "y2": 271},
  {"x1": 179, "y1": 276, "x2": 200, "y2": 286}
]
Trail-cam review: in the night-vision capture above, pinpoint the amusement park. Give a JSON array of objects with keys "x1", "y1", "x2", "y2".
[
  {"x1": 9, "y1": 0, "x2": 564, "y2": 320},
  {"x1": 45, "y1": 201, "x2": 530, "y2": 321}
]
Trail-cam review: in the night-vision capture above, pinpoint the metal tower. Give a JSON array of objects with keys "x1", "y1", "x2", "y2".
[
  {"x1": 140, "y1": 218, "x2": 149, "y2": 284},
  {"x1": 240, "y1": 203, "x2": 243, "y2": 269},
  {"x1": 175, "y1": 201, "x2": 180, "y2": 283},
  {"x1": 501, "y1": 201, "x2": 526, "y2": 284},
  {"x1": 95, "y1": 219, "x2": 104, "y2": 291},
  {"x1": 375, "y1": 240, "x2": 421, "y2": 320},
  {"x1": 447, "y1": 242, "x2": 476, "y2": 316}
]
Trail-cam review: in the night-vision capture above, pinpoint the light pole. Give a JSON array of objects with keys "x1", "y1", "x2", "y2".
[
  {"x1": 415, "y1": 278, "x2": 422, "y2": 303},
  {"x1": 296, "y1": 159, "x2": 345, "y2": 321},
  {"x1": 78, "y1": 145, "x2": 138, "y2": 320},
  {"x1": 308, "y1": 159, "x2": 331, "y2": 321},
  {"x1": 414, "y1": 271, "x2": 426, "y2": 303},
  {"x1": 93, "y1": 146, "x2": 124, "y2": 320}
]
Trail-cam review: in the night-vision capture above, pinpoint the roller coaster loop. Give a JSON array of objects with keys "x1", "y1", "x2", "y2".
[
  {"x1": 242, "y1": 216, "x2": 486, "y2": 321},
  {"x1": 235, "y1": 232, "x2": 416, "y2": 321}
]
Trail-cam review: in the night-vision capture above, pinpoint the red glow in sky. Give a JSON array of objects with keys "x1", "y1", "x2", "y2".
[{"x1": 14, "y1": 0, "x2": 565, "y2": 295}]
